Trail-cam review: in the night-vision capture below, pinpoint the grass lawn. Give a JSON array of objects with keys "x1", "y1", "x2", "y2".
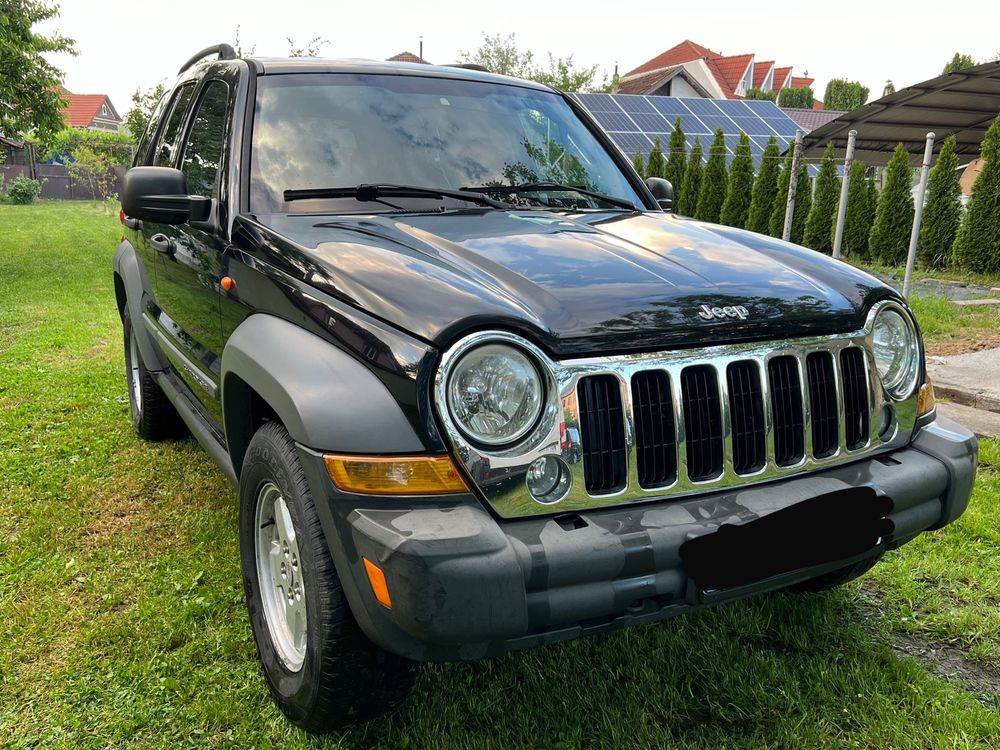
[{"x1": 1, "y1": 201, "x2": 998, "y2": 749}]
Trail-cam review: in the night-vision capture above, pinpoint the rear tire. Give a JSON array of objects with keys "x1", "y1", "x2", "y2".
[
  {"x1": 239, "y1": 421, "x2": 415, "y2": 732},
  {"x1": 122, "y1": 308, "x2": 186, "y2": 440},
  {"x1": 791, "y1": 554, "x2": 882, "y2": 592}
]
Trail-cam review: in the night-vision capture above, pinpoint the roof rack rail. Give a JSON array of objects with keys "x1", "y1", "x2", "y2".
[
  {"x1": 178, "y1": 44, "x2": 238, "y2": 74},
  {"x1": 446, "y1": 63, "x2": 489, "y2": 72}
]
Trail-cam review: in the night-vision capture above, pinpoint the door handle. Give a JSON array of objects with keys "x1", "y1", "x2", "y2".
[
  {"x1": 149, "y1": 233, "x2": 174, "y2": 255},
  {"x1": 123, "y1": 216, "x2": 141, "y2": 230}
]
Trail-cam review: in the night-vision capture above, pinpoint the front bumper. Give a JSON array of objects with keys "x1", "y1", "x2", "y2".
[{"x1": 301, "y1": 416, "x2": 977, "y2": 662}]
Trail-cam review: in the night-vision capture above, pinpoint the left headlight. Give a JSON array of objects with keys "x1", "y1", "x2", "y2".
[
  {"x1": 872, "y1": 307, "x2": 920, "y2": 400},
  {"x1": 446, "y1": 343, "x2": 544, "y2": 446}
]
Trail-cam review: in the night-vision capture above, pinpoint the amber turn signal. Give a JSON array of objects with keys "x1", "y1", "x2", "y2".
[
  {"x1": 917, "y1": 377, "x2": 936, "y2": 417},
  {"x1": 324, "y1": 454, "x2": 468, "y2": 495},
  {"x1": 363, "y1": 557, "x2": 392, "y2": 609},
  {"x1": 221, "y1": 276, "x2": 236, "y2": 292}
]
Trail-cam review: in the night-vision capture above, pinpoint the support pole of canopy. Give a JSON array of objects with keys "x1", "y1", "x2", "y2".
[
  {"x1": 902, "y1": 132, "x2": 936, "y2": 299},
  {"x1": 831, "y1": 130, "x2": 857, "y2": 260},
  {"x1": 782, "y1": 130, "x2": 804, "y2": 242}
]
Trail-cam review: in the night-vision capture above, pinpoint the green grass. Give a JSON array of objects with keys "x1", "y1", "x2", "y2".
[{"x1": 1, "y1": 201, "x2": 998, "y2": 749}]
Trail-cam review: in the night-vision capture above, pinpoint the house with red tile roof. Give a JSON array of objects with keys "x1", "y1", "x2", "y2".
[
  {"x1": 386, "y1": 51, "x2": 430, "y2": 64},
  {"x1": 56, "y1": 87, "x2": 122, "y2": 132},
  {"x1": 618, "y1": 40, "x2": 813, "y2": 100}
]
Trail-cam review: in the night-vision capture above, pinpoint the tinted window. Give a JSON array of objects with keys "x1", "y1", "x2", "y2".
[
  {"x1": 180, "y1": 81, "x2": 231, "y2": 198},
  {"x1": 250, "y1": 74, "x2": 642, "y2": 213},
  {"x1": 154, "y1": 84, "x2": 196, "y2": 167}
]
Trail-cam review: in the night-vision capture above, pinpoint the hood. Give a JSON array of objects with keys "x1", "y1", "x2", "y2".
[{"x1": 245, "y1": 210, "x2": 896, "y2": 357}]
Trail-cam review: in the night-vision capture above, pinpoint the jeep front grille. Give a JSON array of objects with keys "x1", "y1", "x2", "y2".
[
  {"x1": 767, "y1": 355, "x2": 805, "y2": 466},
  {"x1": 577, "y1": 374, "x2": 627, "y2": 494}
]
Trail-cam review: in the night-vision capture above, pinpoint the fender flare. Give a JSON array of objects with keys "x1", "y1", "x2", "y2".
[
  {"x1": 221, "y1": 314, "x2": 428, "y2": 477},
  {"x1": 113, "y1": 240, "x2": 169, "y2": 371}
]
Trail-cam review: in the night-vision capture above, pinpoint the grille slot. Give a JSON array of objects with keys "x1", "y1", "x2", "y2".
[
  {"x1": 577, "y1": 375, "x2": 627, "y2": 494},
  {"x1": 768, "y1": 356, "x2": 805, "y2": 466},
  {"x1": 841, "y1": 347, "x2": 870, "y2": 450},
  {"x1": 631, "y1": 370, "x2": 677, "y2": 488},
  {"x1": 807, "y1": 352, "x2": 839, "y2": 458},
  {"x1": 727, "y1": 361, "x2": 766, "y2": 474},
  {"x1": 681, "y1": 366, "x2": 724, "y2": 481}
]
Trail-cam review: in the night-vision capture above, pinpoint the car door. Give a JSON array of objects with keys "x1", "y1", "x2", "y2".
[{"x1": 150, "y1": 79, "x2": 234, "y2": 425}]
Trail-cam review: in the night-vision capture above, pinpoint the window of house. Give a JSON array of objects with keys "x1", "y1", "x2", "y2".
[{"x1": 180, "y1": 81, "x2": 232, "y2": 199}]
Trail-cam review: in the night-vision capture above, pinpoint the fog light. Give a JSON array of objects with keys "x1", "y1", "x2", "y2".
[
  {"x1": 878, "y1": 405, "x2": 895, "y2": 438},
  {"x1": 526, "y1": 455, "x2": 569, "y2": 504}
]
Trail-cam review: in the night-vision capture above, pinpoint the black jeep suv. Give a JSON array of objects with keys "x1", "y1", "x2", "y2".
[{"x1": 114, "y1": 44, "x2": 978, "y2": 732}]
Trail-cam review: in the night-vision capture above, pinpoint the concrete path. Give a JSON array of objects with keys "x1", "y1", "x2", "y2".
[
  {"x1": 927, "y1": 348, "x2": 1000, "y2": 413},
  {"x1": 936, "y1": 401, "x2": 1000, "y2": 439}
]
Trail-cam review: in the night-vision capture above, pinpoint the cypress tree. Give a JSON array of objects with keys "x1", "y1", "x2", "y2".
[
  {"x1": 838, "y1": 160, "x2": 875, "y2": 258},
  {"x1": 768, "y1": 151, "x2": 794, "y2": 237},
  {"x1": 868, "y1": 143, "x2": 915, "y2": 265},
  {"x1": 953, "y1": 116, "x2": 1000, "y2": 274},
  {"x1": 632, "y1": 150, "x2": 646, "y2": 178},
  {"x1": 747, "y1": 136, "x2": 780, "y2": 234},
  {"x1": 665, "y1": 118, "x2": 687, "y2": 198},
  {"x1": 646, "y1": 137, "x2": 667, "y2": 180},
  {"x1": 720, "y1": 132, "x2": 754, "y2": 228},
  {"x1": 803, "y1": 143, "x2": 840, "y2": 253},
  {"x1": 695, "y1": 128, "x2": 728, "y2": 223},
  {"x1": 918, "y1": 135, "x2": 961, "y2": 269},
  {"x1": 676, "y1": 138, "x2": 703, "y2": 217},
  {"x1": 790, "y1": 163, "x2": 812, "y2": 245}
]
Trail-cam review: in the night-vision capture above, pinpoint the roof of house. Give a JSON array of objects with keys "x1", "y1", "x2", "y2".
[
  {"x1": 752, "y1": 61, "x2": 774, "y2": 89},
  {"x1": 56, "y1": 87, "x2": 117, "y2": 127},
  {"x1": 712, "y1": 53, "x2": 753, "y2": 96},
  {"x1": 772, "y1": 66, "x2": 792, "y2": 90},
  {"x1": 791, "y1": 76, "x2": 814, "y2": 88},
  {"x1": 781, "y1": 107, "x2": 846, "y2": 133},
  {"x1": 624, "y1": 39, "x2": 718, "y2": 78},
  {"x1": 615, "y1": 65, "x2": 712, "y2": 98},
  {"x1": 386, "y1": 51, "x2": 429, "y2": 64}
]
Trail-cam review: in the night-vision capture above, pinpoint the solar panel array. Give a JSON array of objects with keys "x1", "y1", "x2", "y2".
[{"x1": 574, "y1": 93, "x2": 809, "y2": 174}]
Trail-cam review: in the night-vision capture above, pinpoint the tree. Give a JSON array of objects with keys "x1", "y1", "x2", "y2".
[
  {"x1": 803, "y1": 143, "x2": 840, "y2": 252},
  {"x1": 532, "y1": 53, "x2": 609, "y2": 92},
  {"x1": 65, "y1": 145, "x2": 115, "y2": 199},
  {"x1": 123, "y1": 82, "x2": 165, "y2": 140},
  {"x1": 778, "y1": 87, "x2": 814, "y2": 109},
  {"x1": 769, "y1": 151, "x2": 794, "y2": 237},
  {"x1": 720, "y1": 132, "x2": 754, "y2": 228},
  {"x1": 747, "y1": 136, "x2": 781, "y2": 234},
  {"x1": 943, "y1": 53, "x2": 976, "y2": 74},
  {"x1": 665, "y1": 118, "x2": 687, "y2": 197},
  {"x1": 632, "y1": 151, "x2": 645, "y2": 178},
  {"x1": 918, "y1": 135, "x2": 962, "y2": 268},
  {"x1": 790, "y1": 163, "x2": 812, "y2": 244},
  {"x1": 460, "y1": 33, "x2": 536, "y2": 79},
  {"x1": 868, "y1": 143, "x2": 915, "y2": 265},
  {"x1": 287, "y1": 36, "x2": 328, "y2": 57},
  {"x1": 695, "y1": 129, "x2": 727, "y2": 222},
  {"x1": 745, "y1": 88, "x2": 776, "y2": 101},
  {"x1": 0, "y1": 0, "x2": 76, "y2": 142},
  {"x1": 838, "y1": 161, "x2": 876, "y2": 259},
  {"x1": 953, "y1": 116, "x2": 1000, "y2": 274},
  {"x1": 43, "y1": 127, "x2": 134, "y2": 166},
  {"x1": 823, "y1": 79, "x2": 869, "y2": 110},
  {"x1": 645, "y1": 137, "x2": 666, "y2": 180},
  {"x1": 676, "y1": 138, "x2": 703, "y2": 217}
]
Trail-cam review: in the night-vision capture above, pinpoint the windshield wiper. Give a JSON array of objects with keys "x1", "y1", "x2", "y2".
[
  {"x1": 460, "y1": 182, "x2": 638, "y2": 211},
  {"x1": 282, "y1": 184, "x2": 513, "y2": 209}
]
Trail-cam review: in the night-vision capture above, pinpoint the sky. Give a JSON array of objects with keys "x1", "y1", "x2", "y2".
[{"x1": 41, "y1": 0, "x2": 1000, "y2": 116}]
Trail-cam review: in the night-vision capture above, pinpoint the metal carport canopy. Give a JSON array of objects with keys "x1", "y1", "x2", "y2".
[{"x1": 800, "y1": 60, "x2": 1000, "y2": 166}]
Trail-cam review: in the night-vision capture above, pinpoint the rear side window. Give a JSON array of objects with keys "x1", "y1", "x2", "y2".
[
  {"x1": 154, "y1": 84, "x2": 196, "y2": 167},
  {"x1": 180, "y1": 81, "x2": 232, "y2": 199}
]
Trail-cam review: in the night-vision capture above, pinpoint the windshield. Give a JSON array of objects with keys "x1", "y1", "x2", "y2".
[{"x1": 250, "y1": 73, "x2": 644, "y2": 214}]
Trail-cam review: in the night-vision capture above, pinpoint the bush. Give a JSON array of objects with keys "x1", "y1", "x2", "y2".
[
  {"x1": 953, "y1": 116, "x2": 1000, "y2": 274},
  {"x1": 745, "y1": 88, "x2": 776, "y2": 101},
  {"x1": 720, "y1": 132, "x2": 753, "y2": 228},
  {"x1": 695, "y1": 129, "x2": 727, "y2": 223},
  {"x1": 646, "y1": 137, "x2": 666, "y2": 180},
  {"x1": 65, "y1": 145, "x2": 116, "y2": 199},
  {"x1": 5, "y1": 175, "x2": 42, "y2": 204},
  {"x1": 868, "y1": 143, "x2": 915, "y2": 265},
  {"x1": 823, "y1": 79, "x2": 869, "y2": 111},
  {"x1": 665, "y1": 118, "x2": 687, "y2": 198},
  {"x1": 42, "y1": 127, "x2": 134, "y2": 166},
  {"x1": 838, "y1": 160, "x2": 876, "y2": 259},
  {"x1": 790, "y1": 163, "x2": 812, "y2": 244},
  {"x1": 917, "y1": 135, "x2": 961, "y2": 269},
  {"x1": 768, "y1": 151, "x2": 794, "y2": 237},
  {"x1": 803, "y1": 143, "x2": 840, "y2": 253},
  {"x1": 676, "y1": 138, "x2": 703, "y2": 217},
  {"x1": 632, "y1": 151, "x2": 645, "y2": 178},
  {"x1": 747, "y1": 136, "x2": 781, "y2": 234},
  {"x1": 778, "y1": 87, "x2": 814, "y2": 109}
]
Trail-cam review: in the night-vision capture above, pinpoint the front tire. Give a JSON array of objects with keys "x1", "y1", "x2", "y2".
[
  {"x1": 122, "y1": 308, "x2": 186, "y2": 440},
  {"x1": 239, "y1": 421, "x2": 415, "y2": 732}
]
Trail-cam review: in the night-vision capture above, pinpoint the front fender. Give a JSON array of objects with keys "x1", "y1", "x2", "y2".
[
  {"x1": 113, "y1": 240, "x2": 169, "y2": 371},
  {"x1": 221, "y1": 314, "x2": 430, "y2": 477}
]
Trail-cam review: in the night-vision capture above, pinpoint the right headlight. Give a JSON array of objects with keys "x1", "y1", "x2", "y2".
[
  {"x1": 872, "y1": 307, "x2": 920, "y2": 400},
  {"x1": 446, "y1": 343, "x2": 544, "y2": 447}
]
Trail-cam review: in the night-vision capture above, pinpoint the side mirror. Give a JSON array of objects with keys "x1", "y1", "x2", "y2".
[
  {"x1": 121, "y1": 166, "x2": 211, "y2": 225},
  {"x1": 645, "y1": 177, "x2": 674, "y2": 212}
]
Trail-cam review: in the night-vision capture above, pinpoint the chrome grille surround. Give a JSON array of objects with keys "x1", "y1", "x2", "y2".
[{"x1": 433, "y1": 300, "x2": 920, "y2": 519}]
